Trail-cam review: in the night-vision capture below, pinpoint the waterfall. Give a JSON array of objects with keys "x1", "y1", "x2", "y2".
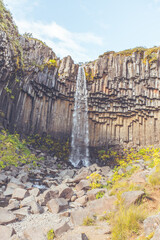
[{"x1": 69, "y1": 66, "x2": 90, "y2": 167}]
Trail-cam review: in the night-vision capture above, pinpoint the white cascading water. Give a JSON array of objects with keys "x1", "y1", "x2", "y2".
[{"x1": 69, "y1": 66, "x2": 90, "y2": 167}]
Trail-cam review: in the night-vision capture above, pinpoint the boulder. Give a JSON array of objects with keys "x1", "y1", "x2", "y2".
[
  {"x1": 0, "y1": 208, "x2": 17, "y2": 224},
  {"x1": 76, "y1": 180, "x2": 90, "y2": 191},
  {"x1": 143, "y1": 213, "x2": 160, "y2": 236},
  {"x1": 12, "y1": 188, "x2": 29, "y2": 200},
  {"x1": 70, "y1": 208, "x2": 92, "y2": 226},
  {"x1": 4, "y1": 183, "x2": 22, "y2": 197},
  {"x1": 17, "y1": 171, "x2": 28, "y2": 183},
  {"x1": 29, "y1": 188, "x2": 40, "y2": 197},
  {"x1": 10, "y1": 177, "x2": 23, "y2": 186},
  {"x1": 75, "y1": 196, "x2": 88, "y2": 206},
  {"x1": 0, "y1": 173, "x2": 8, "y2": 183},
  {"x1": 59, "y1": 169, "x2": 75, "y2": 179},
  {"x1": 5, "y1": 199, "x2": 20, "y2": 211},
  {"x1": 13, "y1": 207, "x2": 29, "y2": 220},
  {"x1": 121, "y1": 190, "x2": 145, "y2": 207},
  {"x1": 0, "y1": 226, "x2": 16, "y2": 239},
  {"x1": 37, "y1": 189, "x2": 59, "y2": 206},
  {"x1": 71, "y1": 195, "x2": 116, "y2": 226},
  {"x1": 20, "y1": 195, "x2": 35, "y2": 207},
  {"x1": 30, "y1": 201, "x2": 44, "y2": 214},
  {"x1": 23, "y1": 226, "x2": 45, "y2": 240},
  {"x1": 47, "y1": 198, "x2": 68, "y2": 214},
  {"x1": 54, "y1": 221, "x2": 71, "y2": 237},
  {"x1": 151, "y1": 227, "x2": 160, "y2": 240},
  {"x1": 72, "y1": 169, "x2": 91, "y2": 183},
  {"x1": 87, "y1": 189, "x2": 107, "y2": 201},
  {"x1": 56, "y1": 184, "x2": 74, "y2": 200},
  {"x1": 76, "y1": 190, "x2": 85, "y2": 198}
]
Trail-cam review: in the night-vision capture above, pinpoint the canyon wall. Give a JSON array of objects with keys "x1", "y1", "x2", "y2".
[{"x1": 1, "y1": 1, "x2": 160, "y2": 150}]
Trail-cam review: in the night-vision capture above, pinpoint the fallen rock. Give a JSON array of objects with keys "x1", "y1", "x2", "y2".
[
  {"x1": 29, "y1": 188, "x2": 40, "y2": 197},
  {"x1": 4, "y1": 183, "x2": 22, "y2": 197},
  {"x1": 70, "y1": 207, "x2": 91, "y2": 226},
  {"x1": 76, "y1": 190, "x2": 85, "y2": 198},
  {"x1": 23, "y1": 226, "x2": 45, "y2": 240},
  {"x1": 37, "y1": 189, "x2": 59, "y2": 206},
  {"x1": 54, "y1": 221, "x2": 71, "y2": 237},
  {"x1": 143, "y1": 213, "x2": 160, "y2": 236},
  {"x1": 72, "y1": 169, "x2": 91, "y2": 183},
  {"x1": 151, "y1": 226, "x2": 160, "y2": 240},
  {"x1": 76, "y1": 180, "x2": 90, "y2": 191},
  {"x1": 0, "y1": 225, "x2": 16, "y2": 239},
  {"x1": 59, "y1": 169, "x2": 75, "y2": 179},
  {"x1": 71, "y1": 195, "x2": 116, "y2": 226},
  {"x1": 12, "y1": 188, "x2": 29, "y2": 200},
  {"x1": 20, "y1": 195, "x2": 35, "y2": 207},
  {"x1": 47, "y1": 198, "x2": 68, "y2": 214},
  {"x1": 10, "y1": 177, "x2": 24, "y2": 186},
  {"x1": 87, "y1": 189, "x2": 107, "y2": 201},
  {"x1": 75, "y1": 195, "x2": 88, "y2": 206},
  {"x1": 121, "y1": 190, "x2": 145, "y2": 207},
  {"x1": 0, "y1": 173, "x2": 8, "y2": 183},
  {"x1": 5, "y1": 199, "x2": 20, "y2": 211},
  {"x1": 30, "y1": 201, "x2": 44, "y2": 214},
  {"x1": 17, "y1": 171, "x2": 28, "y2": 183},
  {"x1": 13, "y1": 207, "x2": 29, "y2": 220},
  {"x1": 55, "y1": 184, "x2": 74, "y2": 200},
  {"x1": 0, "y1": 208, "x2": 17, "y2": 224}
]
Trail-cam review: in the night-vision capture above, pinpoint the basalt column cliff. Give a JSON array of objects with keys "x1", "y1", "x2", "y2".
[
  {"x1": 0, "y1": 0, "x2": 78, "y2": 140},
  {"x1": 85, "y1": 49, "x2": 160, "y2": 148},
  {"x1": 1, "y1": 1, "x2": 160, "y2": 150}
]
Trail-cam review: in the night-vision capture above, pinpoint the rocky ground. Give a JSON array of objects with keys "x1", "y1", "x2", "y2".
[{"x1": 0, "y1": 151, "x2": 160, "y2": 240}]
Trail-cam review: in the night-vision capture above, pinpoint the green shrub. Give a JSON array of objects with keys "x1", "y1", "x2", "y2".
[
  {"x1": 0, "y1": 130, "x2": 42, "y2": 169},
  {"x1": 47, "y1": 229, "x2": 55, "y2": 240},
  {"x1": 83, "y1": 216, "x2": 95, "y2": 226},
  {"x1": 27, "y1": 134, "x2": 70, "y2": 161},
  {"x1": 96, "y1": 191, "x2": 105, "y2": 199}
]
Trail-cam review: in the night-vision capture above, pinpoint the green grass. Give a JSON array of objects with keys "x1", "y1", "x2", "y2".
[
  {"x1": 83, "y1": 216, "x2": 96, "y2": 226},
  {"x1": 148, "y1": 164, "x2": 160, "y2": 186},
  {"x1": 0, "y1": 130, "x2": 43, "y2": 169},
  {"x1": 110, "y1": 205, "x2": 147, "y2": 240}
]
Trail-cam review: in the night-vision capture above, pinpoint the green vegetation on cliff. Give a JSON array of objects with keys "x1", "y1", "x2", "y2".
[
  {"x1": 0, "y1": 130, "x2": 43, "y2": 169},
  {"x1": 27, "y1": 134, "x2": 70, "y2": 161},
  {"x1": 99, "y1": 46, "x2": 160, "y2": 65}
]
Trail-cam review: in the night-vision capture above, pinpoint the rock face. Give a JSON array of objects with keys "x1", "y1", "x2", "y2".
[
  {"x1": 85, "y1": 50, "x2": 160, "y2": 148},
  {"x1": 1, "y1": 2, "x2": 160, "y2": 150},
  {"x1": 0, "y1": 2, "x2": 78, "y2": 141}
]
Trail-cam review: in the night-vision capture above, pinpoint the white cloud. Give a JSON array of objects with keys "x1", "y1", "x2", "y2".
[
  {"x1": 3, "y1": 0, "x2": 104, "y2": 62},
  {"x1": 15, "y1": 19, "x2": 103, "y2": 62}
]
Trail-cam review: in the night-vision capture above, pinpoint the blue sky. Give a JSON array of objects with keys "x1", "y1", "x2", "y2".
[{"x1": 3, "y1": 0, "x2": 160, "y2": 62}]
